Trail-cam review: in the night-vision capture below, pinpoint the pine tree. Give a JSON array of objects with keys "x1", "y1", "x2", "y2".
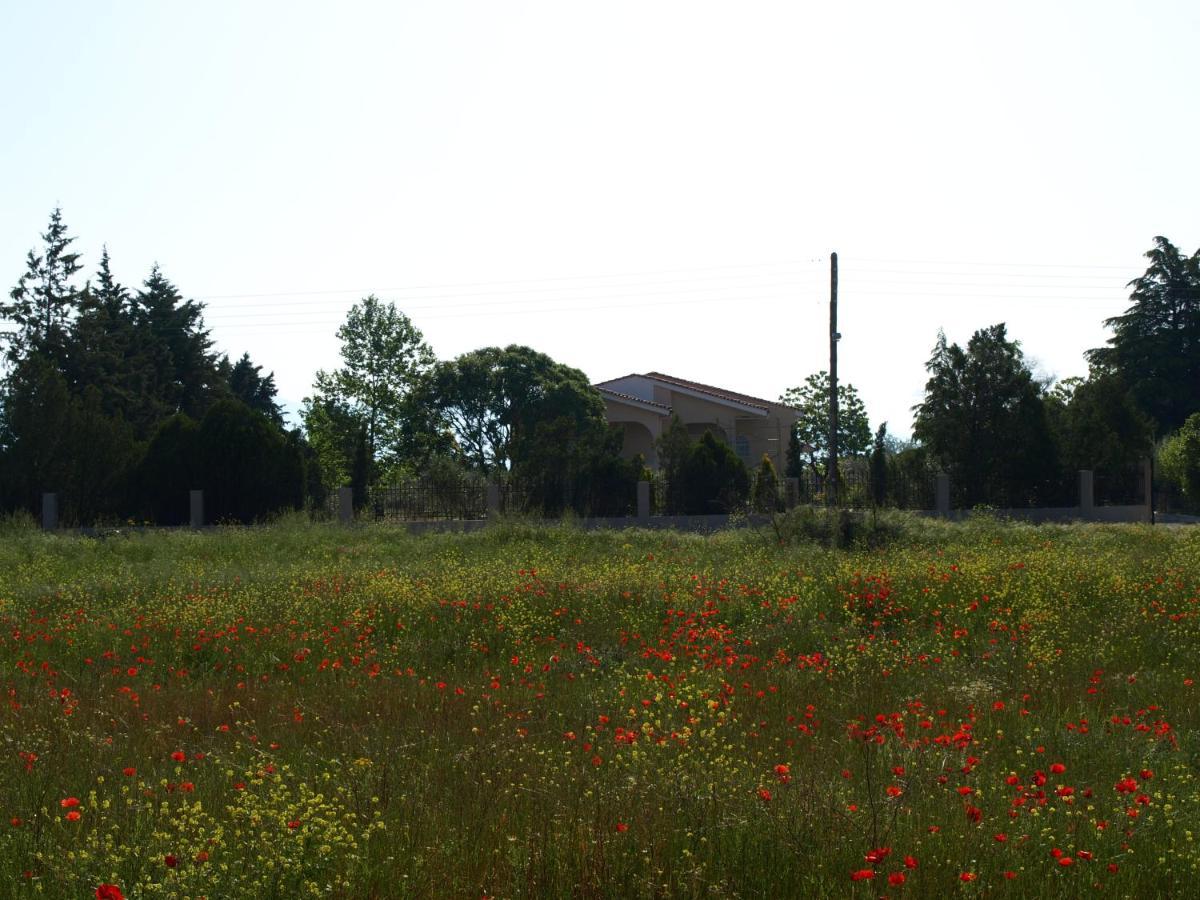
[
  {"x1": 65, "y1": 247, "x2": 141, "y2": 420},
  {"x1": 1087, "y1": 237, "x2": 1200, "y2": 434},
  {"x1": 132, "y1": 265, "x2": 221, "y2": 429},
  {"x1": 227, "y1": 352, "x2": 284, "y2": 425},
  {"x1": 3, "y1": 208, "x2": 83, "y2": 366}
]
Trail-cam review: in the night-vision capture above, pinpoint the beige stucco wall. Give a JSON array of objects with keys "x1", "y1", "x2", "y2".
[
  {"x1": 601, "y1": 382, "x2": 799, "y2": 474},
  {"x1": 602, "y1": 399, "x2": 664, "y2": 466}
]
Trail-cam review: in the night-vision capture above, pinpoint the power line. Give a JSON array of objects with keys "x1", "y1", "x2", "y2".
[{"x1": 191, "y1": 257, "x2": 828, "y2": 301}]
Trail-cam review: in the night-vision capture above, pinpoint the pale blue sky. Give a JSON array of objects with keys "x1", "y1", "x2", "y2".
[{"x1": 3, "y1": 1, "x2": 1198, "y2": 436}]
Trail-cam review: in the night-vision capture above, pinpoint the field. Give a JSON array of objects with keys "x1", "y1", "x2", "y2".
[{"x1": 1, "y1": 515, "x2": 1198, "y2": 899}]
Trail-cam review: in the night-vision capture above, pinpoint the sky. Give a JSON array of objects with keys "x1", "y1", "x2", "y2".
[{"x1": 2, "y1": 1, "x2": 1198, "y2": 438}]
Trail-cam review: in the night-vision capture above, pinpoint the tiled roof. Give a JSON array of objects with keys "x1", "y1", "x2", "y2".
[
  {"x1": 596, "y1": 387, "x2": 671, "y2": 411},
  {"x1": 642, "y1": 372, "x2": 774, "y2": 411}
]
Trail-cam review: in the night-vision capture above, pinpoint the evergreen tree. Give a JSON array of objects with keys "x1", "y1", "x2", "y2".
[
  {"x1": 682, "y1": 431, "x2": 749, "y2": 514},
  {"x1": 654, "y1": 415, "x2": 693, "y2": 515},
  {"x1": 1050, "y1": 374, "x2": 1153, "y2": 474},
  {"x1": 227, "y1": 352, "x2": 284, "y2": 425},
  {"x1": 869, "y1": 423, "x2": 888, "y2": 507},
  {"x1": 751, "y1": 453, "x2": 782, "y2": 513},
  {"x1": 132, "y1": 265, "x2": 221, "y2": 429},
  {"x1": 64, "y1": 247, "x2": 142, "y2": 420},
  {"x1": 1087, "y1": 237, "x2": 1200, "y2": 435},
  {"x1": 913, "y1": 324, "x2": 1059, "y2": 507},
  {"x1": 2, "y1": 208, "x2": 83, "y2": 366},
  {"x1": 0, "y1": 353, "x2": 75, "y2": 513},
  {"x1": 135, "y1": 414, "x2": 202, "y2": 525},
  {"x1": 195, "y1": 399, "x2": 304, "y2": 523}
]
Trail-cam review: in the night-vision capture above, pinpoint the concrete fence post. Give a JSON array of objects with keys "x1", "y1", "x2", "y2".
[
  {"x1": 41, "y1": 492, "x2": 58, "y2": 530},
  {"x1": 785, "y1": 477, "x2": 799, "y2": 509},
  {"x1": 189, "y1": 490, "x2": 204, "y2": 529},
  {"x1": 338, "y1": 486, "x2": 354, "y2": 525},
  {"x1": 486, "y1": 482, "x2": 501, "y2": 518},
  {"x1": 1142, "y1": 457, "x2": 1154, "y2": 524},
  {"x1": 1078, "y1": 470, "x2": 1094, "y2": 520},
  {"x1": 935, "y1": 473, "x2": 950, "y2": 519},
  {"x1": 636, "y1": 480, "x2": 650, "y2": 523}
]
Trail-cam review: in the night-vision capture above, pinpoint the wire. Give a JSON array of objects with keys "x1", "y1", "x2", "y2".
[{"x1": 192, "y1": 257, "x2": 827, "y2": 301}]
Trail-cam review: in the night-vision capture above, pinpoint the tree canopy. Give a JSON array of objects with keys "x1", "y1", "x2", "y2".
[
  {"x1": 1087, "y1": 236, "x2": 1200, "y2": 435},
  {"x1": 779, "y1": 371, "x2": 870, "y2": 476},
  {"x1": 913, "y1": 324, "x2": 1060, "y2": 507},
  {"x1": 0, "y1": 209, "x2": 318, "y2": 523},
  {"x1": 302, "y1": 295, "x2": 435, "y2": 483}
]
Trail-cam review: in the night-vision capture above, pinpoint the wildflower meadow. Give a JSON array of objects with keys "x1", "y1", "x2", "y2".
[{"x1": 1, "y1": 515, "x2": 1198, "y2": 898}]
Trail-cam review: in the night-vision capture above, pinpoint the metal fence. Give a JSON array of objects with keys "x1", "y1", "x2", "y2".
[
  {"x1": 1094, "y1": 465, "x2": 1145, "y2": 507},
  {"x1": 367, "y1": 479, "x2": 490, "y2": 521}
]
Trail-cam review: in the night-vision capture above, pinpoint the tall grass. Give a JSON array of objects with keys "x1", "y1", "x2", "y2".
[{"x1": 0, "y1": 518, "x2": 1197, "y2": 897}]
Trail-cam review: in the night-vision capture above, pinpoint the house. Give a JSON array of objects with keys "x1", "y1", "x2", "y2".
[{"x1": 594, "y1": 372, "x2": 801, "y2": 471}]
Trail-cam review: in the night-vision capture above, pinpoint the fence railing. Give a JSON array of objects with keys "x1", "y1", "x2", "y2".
[{"x1": 24, "y1": 460, "x2": 1156, "y2": 530}]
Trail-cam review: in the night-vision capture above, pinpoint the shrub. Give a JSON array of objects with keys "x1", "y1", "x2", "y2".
[
  {"x1": 682, "y1": 431, "x2": 749, "y2": 514},
  {"x1": 751, "y1": 454, "x2": 783, "y2": 513}
]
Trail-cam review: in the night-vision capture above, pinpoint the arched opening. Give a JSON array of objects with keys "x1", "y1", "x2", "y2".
[{"x1": 616, "y1": 421, "x2": 657, "y2": 466}]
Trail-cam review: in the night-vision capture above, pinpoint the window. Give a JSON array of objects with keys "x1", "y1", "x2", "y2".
[{"x1": 735, "y1": 435, "x2": 751, "y2": 464}]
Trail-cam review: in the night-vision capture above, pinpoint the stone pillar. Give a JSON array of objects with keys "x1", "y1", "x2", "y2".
[
  {"x1": 338, "y1": 486, "x2": 354, "y2": 525},
  {"x1": 189, "y1": 490, "x2": 204, "y2": 529},
  {"x1": 935, "y1": 473, "x2": 950, "y2": 519},
  {"x1": 41, "y1": 493, "x2": 58, "y2": 530},
  {"x1": 637, "y1": 480, "x2": 650, "y2": 523},
  {"x1": 785, "y1": 477, "x2": 799, "y2": 508},
  {"x1": 1078, "y1": 470, "x2": 1094, "y2": 520},
  {"x1": 1142, "y1": 457, "x2": 1154, "y2": 524},
  {"x1": 487, "y1": 482, "x2": 501, "y2": 518}
]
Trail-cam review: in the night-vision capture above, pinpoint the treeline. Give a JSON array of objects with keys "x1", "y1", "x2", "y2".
[
  {"x1": 0, "y1": 211, "x2": 319, "y2": 524},
  {"x1": 779, "y1": 237, "x2": 1200, "y2": 511},
  {"x1": 298, "y1": 300, "x2": 646, "y2": 517},
  {"x1": 3, "y1": 209, "x2": 1198, "y2": 522}
]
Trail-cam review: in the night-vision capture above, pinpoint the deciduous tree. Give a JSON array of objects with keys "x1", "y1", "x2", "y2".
[{"x1": 780, "y1": 372, "x2": 870, "y2": 476}]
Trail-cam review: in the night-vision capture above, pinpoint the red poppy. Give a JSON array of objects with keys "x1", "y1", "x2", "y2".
[
  {"x1": 60, "y1": 797, "x2": 80, "y2": 808},
  {"x1": 164, "y1": 854, "x2": 178, "y2": 868},
  {"x1": 1050, "y1": 763, "x2": 1066, "y2": 775},
  {"x1": 171, "y1": 751, "x2": 186, "y2": 762},
  {"x1": 65, "y1": 810, "x2": 81, "y2": 822},
  {"x1": 864, "y1": 847, "x2": 891, "y2": 864},
  {"x1": 615, "y1": 822, "x2": 628, "y2": 832},
  {"x1": 122, "y1": 767, "x2": 136, "y2": 777},
  {"x1": 96, "y1": 887, "x2": 125, "y2": 900},
  {"x1": 888, "y1": 872, "x2": 906, "y2": 886},
  {"x1": 904, "y1": 855, "x2": 918, "y2": 869},
  {"x1": 960, "y1": 872, "x2": 977, "y2": 882},
  {"x1": 850, "y1": 869, "x2": 875, "y2": 881}
]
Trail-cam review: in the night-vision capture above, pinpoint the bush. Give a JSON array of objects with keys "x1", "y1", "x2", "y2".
[
  {"x1": 751, "y1": 454, "x2": 783, "y2": 513},
  {"x1": 1158, "y1": 413, "x2": 1200, "y2": 511},
  {"x1": 197, "y1": 399, "x2": 307, "y2": 524},
  {"x1": 682, "y1": 431, "x2": 749, "y2": 514},
  {"x1": 135, "y1": 413, "x2": 201, "y2": 525}
]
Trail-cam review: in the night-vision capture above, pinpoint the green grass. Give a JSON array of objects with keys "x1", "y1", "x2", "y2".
[{"x1": 0, "y1": 515, "x2": 1198, "y2": 898}]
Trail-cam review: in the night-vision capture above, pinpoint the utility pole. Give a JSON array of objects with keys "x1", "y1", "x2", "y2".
[{"x1": 827, "y1": 252, "x2": 840, "y2": 507}]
